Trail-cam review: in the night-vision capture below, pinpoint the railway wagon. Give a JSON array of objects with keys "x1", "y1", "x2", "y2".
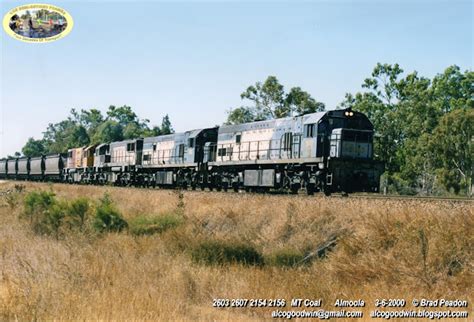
[
  {"x1": 0, "y1": 159, "x2": 7, "y2": 179},
  {"x1": 17, "y1": 157, "x2": 30, "y2": 180},
  {"x1": 44, "y1": 154, "x2": 66, "y2": 181},
  {"x1": 29, "y1": 156, "x2": 45, "y2": 180},
  {"x1": 6, "y1": 159, "x2": 17, "y2": 180}
]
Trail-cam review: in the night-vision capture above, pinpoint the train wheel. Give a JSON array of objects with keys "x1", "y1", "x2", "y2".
[
  {"x1": 306, "y1": 184, "x2": 315, "y2": 196},
  {"x1": 323, "y1": 187, "x2": 331, "y2": 196},
  {"x1": 290, "y1": 184, "x2": 299, "y2": 195}
]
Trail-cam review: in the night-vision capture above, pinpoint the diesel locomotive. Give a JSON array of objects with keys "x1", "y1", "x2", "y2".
[{"x1": 0, "y1": 108, "x2": 384, "y2": 195}]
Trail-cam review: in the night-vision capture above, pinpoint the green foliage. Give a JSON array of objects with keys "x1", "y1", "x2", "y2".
[
  {"x1": 226, "y1": 76, "x2": 325, "y2": 124},
  {"x1": 23, "y1": 190, "x2": 56, "y2": 220},
  {"x1": 431, "y1": 109, "x2": 473, "y2": 195},
  {"x1": 22, "y1": 137, "x2": 47, "y2": 157},
  {"x1": 65, "y1": 197, "x2": 90, "y2": 231},
  {"x1": 160, "y1": 114, "x2": 174, "y2": 135},
  {"x1": 129, "y1": 213, "x2": 183, "y2": 236},
  {"x1": 93, "y1": 193, "x2": 128, "y2": 233},
  {"x1": 22, "y1": 190, "x2": 64, "y2": 237},
  {"x1": 91, "y1": 120, "x2": 123, "y2": 144},
  {"x1": 191, "y1": 240, "x2": 264, "y2": 266},
  {"x1": 266, "y1": 248, "x2": 305, "y2": 267},
  {"x1": 23, "y1": 106, "x2": 174, "y2": 153}
]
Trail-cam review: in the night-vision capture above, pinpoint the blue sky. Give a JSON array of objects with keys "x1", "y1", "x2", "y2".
[{"x1": 1, "y1": 0, "x2": 472, "y2": 155}]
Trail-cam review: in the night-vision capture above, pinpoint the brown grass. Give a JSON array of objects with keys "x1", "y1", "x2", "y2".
[{"x1": 0, "y1": 181, "x2": 472, "y2": 320}]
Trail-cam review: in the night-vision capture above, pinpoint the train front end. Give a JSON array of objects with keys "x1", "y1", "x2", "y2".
[{"x1": 325, "y1": 109, "x2": 384, "y2": 193}]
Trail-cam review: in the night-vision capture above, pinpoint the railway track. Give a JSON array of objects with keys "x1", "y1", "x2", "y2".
[
  {"x1": 332, "y1": 193, "x2": 473, "y2": 203},
  {"x1": 1, "y1": 180, "x2": 472, "y2": 203}
]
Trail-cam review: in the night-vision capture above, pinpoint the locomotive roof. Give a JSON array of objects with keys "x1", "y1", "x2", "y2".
[
  {"x1": 143, "y1": 128, "x2": 205, "y2": 143},
  {"x1": 303, "y1": 112, "x2": 327, "y2": 124},
  {"x1": 219, "y1": 111, "x2": 327, "y2": 134}
]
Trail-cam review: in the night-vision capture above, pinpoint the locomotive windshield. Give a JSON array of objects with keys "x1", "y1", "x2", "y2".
[{"x1": 330, "y1": 128, "x2": 373, "y2": 159}]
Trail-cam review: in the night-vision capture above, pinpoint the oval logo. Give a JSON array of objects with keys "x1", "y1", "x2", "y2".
[{"x1": 2, "y1": 3, "x2": 73, "y2": 43}]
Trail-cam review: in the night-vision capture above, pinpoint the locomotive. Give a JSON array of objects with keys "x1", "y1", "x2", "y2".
[{"x1": 0, "y1": 108, "x2": 384, "y2": 195}]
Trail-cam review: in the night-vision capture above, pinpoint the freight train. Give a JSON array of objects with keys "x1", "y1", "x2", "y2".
[{"x1": 0, "y1": 108, "x2": 384, "y2": 195}]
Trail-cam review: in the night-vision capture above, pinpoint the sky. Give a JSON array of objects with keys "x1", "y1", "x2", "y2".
[{"x1": 0, "y1": 0, "x2": 472, "y2": 156}]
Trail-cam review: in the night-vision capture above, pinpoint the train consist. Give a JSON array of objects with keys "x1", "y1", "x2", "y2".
[{"x1": 0, "y1": 109, "x2": 384, "y2": 195}]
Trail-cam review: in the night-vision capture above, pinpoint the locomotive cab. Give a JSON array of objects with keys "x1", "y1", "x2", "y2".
[{"x1": 94, "y1": 143, "x2": 111, "y2": 168}]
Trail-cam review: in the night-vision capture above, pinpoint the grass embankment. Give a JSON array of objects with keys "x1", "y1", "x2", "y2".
[{"x1": 0, "y1": 182, "x2": 472, "y2": 320}]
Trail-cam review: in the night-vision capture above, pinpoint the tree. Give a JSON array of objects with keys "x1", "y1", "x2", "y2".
[
  {"x1": 91, "y1": 120, "x2": 123, "y2": 144},
  {"x1": 78, "y1": 108, "x2": 104, "y2": 139},
  {"x1": 225, "y1": 107, "x2": 256, "y2": 125},
  {"x1": 339, "y1": 63, "x2": 404, "y2": 175},
  {"x1": 431, "y1": 109, "x2": 473, "y2": 195},
  {"x1": 22, "y1": 138, "x2": 47, "y2": 157},
  {"x1": 226, "y1": 76, "x2": 325, "y2": 124},
  {"x1": 286, "y1": 86, "x2": 325, "y2": 116},
  {"x1": 160, "y1": 114, "x2": 174, "y2": 134},
  {"x1": 43, "y1": 119, "x2": 90, "y2": 153}
]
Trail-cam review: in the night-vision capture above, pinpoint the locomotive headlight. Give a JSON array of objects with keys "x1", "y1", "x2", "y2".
[{"x1": 344, "y1": 109, "x2": 354, "y2": 117}]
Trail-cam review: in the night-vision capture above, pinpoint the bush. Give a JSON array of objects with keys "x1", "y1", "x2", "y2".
[
  {"x1": 65, "y1": 198, "x2": 90, "y2": 231},
  {"x1": 129, "y1": 213, "x2": 182, "y2": 236},
  {"x1": 22, "y1": 190, "x2": 64, "y2": 237},
  {"x1": 23, "y1": 191, "x2": 56, "y2": 219},
  {"x1": 266, "y1": 248, "x2": 306, "y2": 267},
  {"x1": 191, "y1": 240, "x2": 263, "y2": 266},
  {"x1": 93, "y1": 193, "x2": 128, "y2": 233}
]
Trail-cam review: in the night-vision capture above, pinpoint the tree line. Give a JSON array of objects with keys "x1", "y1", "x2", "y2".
[
  {"x1": 21, "y1": 105, "x2": 174, "y2": 157},
  {"x1": 10, "y1": 63, "x2": 474, "y2": 196}
]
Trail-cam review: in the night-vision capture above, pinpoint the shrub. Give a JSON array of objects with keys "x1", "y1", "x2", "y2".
[
  {"x1": 266, "y1": 248, "x2": 306, "y2": 267},
  {"x1": 191, "y1": 240, "x2": 263, "y2": 266},
  {"x1": 65, "y1": 198, "x2": 90, "y2": 231},
  {"x1": 23, "y1": 190, "x2": 56, "y2": 220},
  {"x1": 22, "y1": 191, "x2": 65, "y2": 237},
  {"x1": 93, "y1": 193, "x2": 128, "y2": 233},
  {"x1": 129, "y1": 213, "x2": 182, "y2": 236}
]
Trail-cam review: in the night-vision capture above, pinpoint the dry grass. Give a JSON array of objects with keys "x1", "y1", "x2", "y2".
[{"x1": 0, "y1": 181, "x2": 472, "y2": 320}]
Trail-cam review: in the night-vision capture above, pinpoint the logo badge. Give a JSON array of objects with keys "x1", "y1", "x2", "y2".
[{"x1": 3, "y1": 3, "x2": 73, "y2": 43}]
